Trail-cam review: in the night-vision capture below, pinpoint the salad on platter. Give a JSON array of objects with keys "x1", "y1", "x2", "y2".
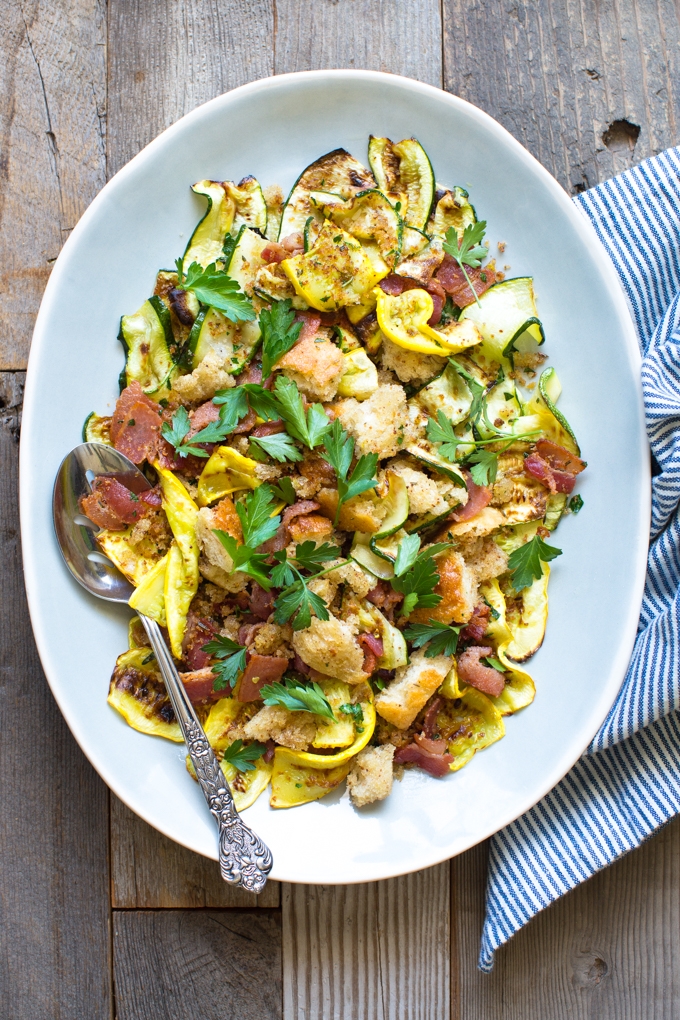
[{"x1": 79, "y1": 135, "x2": 586, "y2": 812}]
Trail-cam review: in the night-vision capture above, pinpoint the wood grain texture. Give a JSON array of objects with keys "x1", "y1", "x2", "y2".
[
  {"x1": 0, "y1": 372, "x2": 111, "y2": 1019},
  {"x1": 273, "y1": 0, "x2": 442, "y2": 86},
  {"x1": 107, "y1": 0, "x2": 275, "y2": 176},
  {"x1": 282, "y1": 863, "x2": 449, "y2": 1020},
  {"x1": 0, "y1": 0, "x2": 106, "y2": 369},
  {"x1": 443, "y1": 0, "x2": 680, "y2": 192},
  {"x1": 111, "y1": 794, "x2": 280, "y2": 908},
  {"x1": 113, "y1": 909, "x2": 282, "y2": 1020},
  {"x1": 453, "y1": 817, "x2": 680, "y2": 1018}
]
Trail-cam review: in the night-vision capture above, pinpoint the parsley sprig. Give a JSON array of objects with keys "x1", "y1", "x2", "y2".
[
  {"x1": 202, "y1": 635, "x2": 247, "y2": 691},
  {"x1": 214, "y1": 484, "x2": 282, "y2": 589},
  {"x1": 442, "y1": 221, "x2": 489, "y2": 309},
  {"x1": 260, "y1": 299, "x2": 303, "y2": 379},
  {"x1": 507, "y1": 534, "x2": 562, "y2": 591},
  {"x1": 321, "y1": 419, "x2": 379, "y2": 526},
  {"x1": 271, "y1": 541, "x2": 343, "y2": 630},
  {"x1": 175, "y1": 258, "x2": 255, "y2": 322},
  {"x1": 403, "y1": 621, "x2": 461, "y2": 657},
  {"x1": 222, "y1": 739, "x2": 267, "y2": 772},
  {"x1": 161, "y1": 404, "x2": 241, "y2": 458},
  {"x1": 249, "y1": 431, "x2": 303, "y2": 463},
  {"x1": 274, "y1": 376, "x2": 331, "y2": 450},
  {"x1": 259, "y1": 678, "x2": 336, "y2": 720},
  {"x1": 390, "y1": 534, "x2": 449, "y2": 617}
]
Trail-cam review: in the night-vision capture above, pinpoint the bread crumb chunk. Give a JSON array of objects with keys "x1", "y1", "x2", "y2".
[
  {"x1": 334, "y1": 383, "x2": 414, "y2": 458},
  {"x1": 375, "y1": 651, "x2": 451, "y2": 729},
  {"x1": 347, "y1": 745, "x2": 395, "y2": 807},
  {"x1": 380, "y1": 337, "x2": 445, "y2": 384},
  {"x1": 243, "y1": 705, "x2": 315, "y2": 751},
  {"x1": 292, "y1": 616, "x2": 367, "y2": 684}
]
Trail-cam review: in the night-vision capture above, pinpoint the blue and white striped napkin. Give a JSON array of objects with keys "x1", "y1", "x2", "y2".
[{"x1": 480, "y1": 147, "x2": 680, "y2": 971}]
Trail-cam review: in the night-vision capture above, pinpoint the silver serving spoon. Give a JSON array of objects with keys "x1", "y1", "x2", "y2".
[{"x1": 53, "y1": 442, "x2": 272, "y2": 892}]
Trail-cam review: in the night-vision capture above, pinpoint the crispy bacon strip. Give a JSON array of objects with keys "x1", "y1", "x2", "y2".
[
  {"x1": 525, "y1": 440, "x2": 586, "y2": 494},
  {"x1": 358, "y1": 632, "x2": 384, "y2": 675},
  {"x1": 80, "y1": 476, "x2": 147, "y2": 530},
  {"x1": 238, "y1": 654, "x2": 288, "y2": 702},
  {"x1": 452, "y1": 469, "x2": 493, "y2": 522},
  {"x1": 435, "y1": 255, "x2": 497, "y2": 308},
  {"x1": 457, "y1": 645, "x2": 505, "y2": 698},
  {"x1": 110, "y1": 382, "x2": 162, "y2": 465},
  {"x1": 459, "y1": 604, "x2": 491, "y2": 645},
  {"x1": 180, "y1": 667, "x2": 222, "y2": 704},
  {"x1": 394, "y1": 742, "x2": 453, "y2": 777}
]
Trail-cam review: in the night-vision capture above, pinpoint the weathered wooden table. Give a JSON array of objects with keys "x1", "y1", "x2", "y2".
[{"x1": 3, "y1": 1, "x2": 679, "y2": 1016}]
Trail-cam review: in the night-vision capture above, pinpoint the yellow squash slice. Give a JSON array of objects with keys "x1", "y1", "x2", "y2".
[
  {"x1": 444, "y1": 688, "x2": 505, "y2": 772},
  {"x1": 312, "y1": 680, "x2": 357, "y2": 750},
  {"x1": 128, "y1": 551, "x2": 169, "y2": 626},
  {"x1": 503, "y1": 569, "x2": 550, "y2": 662},
  {"x1": 477, "y1": 579, "x2": 536, "y2": 714},
  {"x1": 270, "y1": 699, "x2": 376, "y2": 808},
  {"x1": 186, "y1": 748, "x2": 273, "y2": 811},
  {"x1": 155, "y1": 467, "x2": 199, "y2": 657},
  {"x1": 374, "y1": 287, "x2": 450, "y2": 356},
  {"x1": 282, "y1": 222, "x2": 389, "y2": 311},
  {"x1": 107, "y1": 648, "x2": 182, "y2": 742},
  {"x1": 197, "y1": 446, "x2": 261, "y2": 507},
  {"x1": 95, "y1": 527, "x2": 163, "y2": 587},
  {"x1": 203, "y1": 697, "x2": 244, "y2": 751}
]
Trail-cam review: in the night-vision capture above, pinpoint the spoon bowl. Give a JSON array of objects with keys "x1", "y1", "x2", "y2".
[
  {"x1": 52, "y1": 442, "x2": 273, "y2": 891},
  {"x1": 53, "y1": 442, "x2": 149, "y2": 602}
]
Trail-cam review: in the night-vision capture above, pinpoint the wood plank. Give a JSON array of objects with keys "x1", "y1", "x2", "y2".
[
  {"x1": 111, "y1": 794, "x2": 280, "y2": 908},
  {"x1": 273, "y1": 0, "x2": 442, "y2": 86},
  {"x1": 113, "y1": 909, "x2": 282, "y2": 1020},
  {"x1": 442, "y1": 0, "x2": 680, "y2": 192},
  {"x1": 0, "y1": 372, "x2": 112, "y2": 1019},
  {"x1": 106, "y1": 0, "x2": 275, "y2": 177},
  {"x1": 0, "y1": 0, "x2": 106, "y2": 369},
  {"x1": 452, "y1": 817, "x2": 680, "y2": 1018},
  {"x1": 282, "y1": 864, "x2": 450, "y2": 1020}
]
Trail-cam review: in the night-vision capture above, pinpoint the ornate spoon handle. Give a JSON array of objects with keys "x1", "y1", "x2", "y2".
[{"x1": 138, "y1": 614, "x2": 273, "y2": 892}]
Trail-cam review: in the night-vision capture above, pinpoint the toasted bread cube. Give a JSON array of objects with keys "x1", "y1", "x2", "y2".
[
  {"x1": 347, "y1": 744, "x2": 395, "y2": 807},
  {"x1": 375, "y1": 651, "x2": 452, "y2": 729}
]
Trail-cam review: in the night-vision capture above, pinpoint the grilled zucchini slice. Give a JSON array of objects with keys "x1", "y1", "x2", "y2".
[
  {"x1": 226, "y1": 176, "x2": 267, "y2": 235},
  {"x1": 184, "y1": 180, "x2": 235, "y2": 268},
  {"x1": 460, "y1": 277, "x2": 544, "y2": 364},
  {"x1": 431, "y1": 187, "x2": 476, "y2": 239},
  {"x1": 119, "y1": 297, "x2": 177, "y2": 399},
  {"x1": 278, "y1": 148, "x2": 375, "y2": 240},
  {"x1": 368, "y1": 136, "x2": 435, "y2": 230}
]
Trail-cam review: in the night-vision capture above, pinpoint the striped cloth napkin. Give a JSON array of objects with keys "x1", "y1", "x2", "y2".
[{"x1": 480, "y1": 146, "x2": 680, "y2": 971}]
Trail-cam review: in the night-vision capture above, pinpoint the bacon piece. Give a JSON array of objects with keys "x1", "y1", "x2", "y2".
[
  {"x1": 358, "y1": 632, "x2": 384, "y2": 675},
  {"x1": 237, "y1": 654, "x2": 288, "y2": 702},
  {"x1": 293, "y1": 651, "x2": 311, "y2": 675},
  {"x1": 259, "y1": 523, "x2": 289, "y2": 555},
  {"x1": 232, "y1": 408, "x2": 258, "y2": 435},
  {"x1": 251, "y1": 420, "x2": 285, "y2": 438},
  {"x1": 415, "y1": 732, "x2": 448, "y2": 755},
  {"x1": 379, "y1": 274, "x2": 420, "y2": 296},
  {"x1": 394, "y1": 742, "x2": 453, "y2": 777},
  {"x1": 180, "y1": 667, "x2": 222, "y2": 704},
  {"x1": 366, "y1": 581, "x2": 405, "y2": 614},
  {"x1": 281, "y1": 231, "x2": 305, "y2": 253},
  {"x1": 263, "y1": 739, "x2": 276, "y2": 764},
  {"x1": 426, "y1": 279, "x2": 446, "y2": 326},
  {"x1": 80, "y1": 476, "x2": 148, "y2": 530},
  {"x1": 459, "y1": 603, "x2": 491, "y2": 645},
  {"x1": 435, "y1": 255, "x2": 496, "y2": 308},
  {"x1": 261, "y1": 241, "x2": 290, "y2": 264},
  {"x1": 456, "y1": 645, "x2": 505, "y2": 698},
  {"x1": 282, "y1": 500, "x2": 320, "y2": 527},
  {"x1": 294, "y1": 311, "x2": 322, "y2": 343},
  {"x1": 110, "y1": 382, "x2": 162, "y2": 465},
  {"x1": 422, "y1": 696, "x2": 444, "y2": 738},
  {"x1": 182, "y1": 615, "x2": 219, "y2": 671},
  {"x1": 452, "y1": 469, "x2": 493, "y2": 522},
  {"x1": 235, "y1": 362, "x2": 262, "y2": 387},
  {"x1": 249, "y1": 583, "x2": 276, "y2": 621},
  {"x1": 189, "y1": 400, "x2": 220, "y2": 434},
  {"x1": 525, "y1": 440, "x2": 586, "y2": 495},
  {"x1": 238, "y1": 622, "x2": 266, "y2": 647},
  {"x1": 140, "y1": 486, "x2": 163, "y2": 508}
]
